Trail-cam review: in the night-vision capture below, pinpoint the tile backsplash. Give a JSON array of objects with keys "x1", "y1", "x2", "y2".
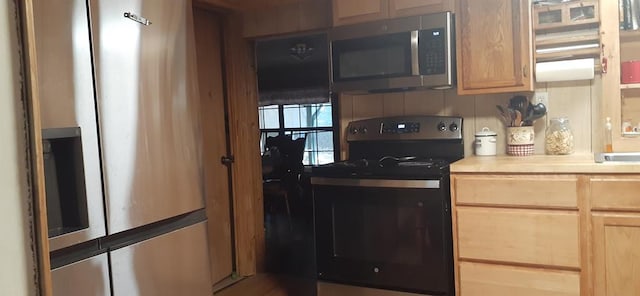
[{"x1": 339, "y1": 77, "x2": 601, "y2": 159}]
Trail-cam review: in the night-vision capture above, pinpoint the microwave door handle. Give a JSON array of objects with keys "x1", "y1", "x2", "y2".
[{"x1": 411, "y1": 30, "x2": 420, "y2": 76}]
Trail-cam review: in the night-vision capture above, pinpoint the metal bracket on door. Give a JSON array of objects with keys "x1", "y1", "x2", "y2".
[
  {"x1": 124, "y1": 12, "x2": 151, "y2": 26},
  {"x1": 221, "y1": 155, "x2": 235, "y2": 166}
]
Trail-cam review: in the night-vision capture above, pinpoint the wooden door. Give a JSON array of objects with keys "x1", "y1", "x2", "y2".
[
  {"x1": 194, "y1": 8, "x2": 234, "y2": 285},
  {"x1": 592, "y1": 213, "x2": 640, "y2": 296},
  {"x1": 332, "y1": 0, "x2": 388, "y2": 26},
  {"x1": 455, "y1": 0, "x2": 533, "y2": 95},
  {"x1": 388, "y1": 0, "x2": 453, "y2": 18}
]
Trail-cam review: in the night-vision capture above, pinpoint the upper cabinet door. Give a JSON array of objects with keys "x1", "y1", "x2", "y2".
[
  {"x1": 388, "y1": 0, "x2": 453, "y2": 18},
  {"x1": 332, "y1": 0, "x2": 388, "y2": 26},
  {"x1": 456, "y1": 0, "x2": 534, "y2": 95}
]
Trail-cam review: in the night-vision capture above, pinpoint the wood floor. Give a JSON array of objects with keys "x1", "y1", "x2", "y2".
[{"x1": 214, "y1": 273, "x2": 314, "y2": 296}]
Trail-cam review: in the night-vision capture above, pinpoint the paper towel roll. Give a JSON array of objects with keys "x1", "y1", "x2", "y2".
[{"x1": 535, "y1": 58, "x2": 595, "y2": 82}]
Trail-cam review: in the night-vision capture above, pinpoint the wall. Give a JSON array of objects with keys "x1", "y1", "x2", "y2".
[
  {"x1": 0, "y1": 1, "x2": 37, "y2": 295},
  {"x1": 339, "y1": 78, "x2": 601, "y2": 158}
]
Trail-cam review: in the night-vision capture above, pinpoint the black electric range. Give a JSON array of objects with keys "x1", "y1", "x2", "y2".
[{"x1": 312, "y1": 115, "x2": 463, "y2": 296}]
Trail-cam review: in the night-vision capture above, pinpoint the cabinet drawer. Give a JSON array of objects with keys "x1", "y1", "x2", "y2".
[
  {"x1": 459, "y1": 262, "x2": 580, "y2": 296},
  {"x1": 591, "y1": 177, "x2": 640, "y2": 211},
  {"x1": 456, "y1": 207, "x2": 580, "y2": 268},
  {"x1": 454, "y1": 175, "x2": 578, "y2": 208}
]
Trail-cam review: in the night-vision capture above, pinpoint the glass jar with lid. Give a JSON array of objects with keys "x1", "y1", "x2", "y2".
[{"x1": 545, "y1": 117, "x2": 574, "y2": 155}]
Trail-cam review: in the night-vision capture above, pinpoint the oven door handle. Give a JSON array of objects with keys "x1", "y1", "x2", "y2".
[{"x1": 311, "y1": 177, "x2": 440, "y2": 189}]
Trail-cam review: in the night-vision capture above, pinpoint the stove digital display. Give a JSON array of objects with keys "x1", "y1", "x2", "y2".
[{"x1": 382, "y1": 122, "x2": 421, "y2": 134}]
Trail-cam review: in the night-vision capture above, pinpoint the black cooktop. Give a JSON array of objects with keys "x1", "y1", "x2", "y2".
[
  {"x1": 312, "y1": 116, "x2": 463, "y2": 179},
  {"x1": 312, "y1": 156, "x2": 450, "y2": 179}
]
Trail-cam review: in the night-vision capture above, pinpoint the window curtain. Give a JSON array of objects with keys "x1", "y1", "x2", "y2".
[{"x1": 258, "y1": 87, "x2": 330, "y2": 106}]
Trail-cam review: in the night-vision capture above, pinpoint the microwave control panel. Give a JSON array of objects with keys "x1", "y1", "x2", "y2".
[{"x1": 419, "y1": 28, "x2": 446, "y2": 75}]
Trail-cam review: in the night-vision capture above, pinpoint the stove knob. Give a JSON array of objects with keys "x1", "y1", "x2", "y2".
[
  {"x1": 350, "y1": 127, "x2": 358, "y2": 134},
  {"x1": 437, "y1": 122, "x2": 447, "y2": 131},
  {"x1": 361, "y1": 126, "x2": 368, "y2": 134},
  {"x1": 449, "y1": 123, "x2": 459, "y2": 131}
]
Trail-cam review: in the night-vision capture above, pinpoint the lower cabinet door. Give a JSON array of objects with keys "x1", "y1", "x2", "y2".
[
  {"x1": 459, "y1": 262, "x2": 580, "y2": 296},
  {"x1": 110, "y1": 222, "x2": 212, "y2": 296},
  {"x1": 52, "y1": 254, "x2": 111, "y2": 296},
  {"x1": 592, "y1": 213, "x2": 640, "y2": 296}
]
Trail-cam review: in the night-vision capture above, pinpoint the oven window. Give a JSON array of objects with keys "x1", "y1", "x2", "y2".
[
  {"x1": 314, "y1": 184, "x2": 453, "y2": 294},
  {"x1": 316, "y1": 185, "x2": 446, "y2": 266},
  {"x1": 333, "y1": 203, "x2": 426, "y2": 265},
  {"x1": 332, "y1": 32, "x2": 412, "y2": 81}
]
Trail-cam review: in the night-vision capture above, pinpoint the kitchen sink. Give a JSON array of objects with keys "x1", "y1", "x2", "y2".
[{"x1": 595, "y1": 152, "x2": 640, "y2": 163}]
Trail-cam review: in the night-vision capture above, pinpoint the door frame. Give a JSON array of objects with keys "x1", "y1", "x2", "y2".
[
  {"x1": 221, "y1": 12, "x2": 265, "y2": 276},
  {"x1": 193, "y1": 4, "x2": 265, "y2": 276}
]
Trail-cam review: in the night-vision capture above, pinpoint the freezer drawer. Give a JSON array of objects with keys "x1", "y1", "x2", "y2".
[
  {"x1": 89, "y1": 0, "x2": 203, "y2": 234},
  {"x1": 110, "y1": 221, "x2": 212, "y2": 296},
  {"x1": 52, "y1": 254, "x2": 111, "y2": 296}
]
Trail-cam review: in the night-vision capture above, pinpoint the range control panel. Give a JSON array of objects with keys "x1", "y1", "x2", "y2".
[
  {"x1": 346, "y1": 115, "x2": 462, "y2": 142},
  {"x1": 381, "y1": 121, "x2": 421, "y2": 134}
]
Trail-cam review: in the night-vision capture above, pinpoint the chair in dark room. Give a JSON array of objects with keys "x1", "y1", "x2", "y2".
[{"x1": 262, "y1": 134, "x2": 306, "y2": 231}]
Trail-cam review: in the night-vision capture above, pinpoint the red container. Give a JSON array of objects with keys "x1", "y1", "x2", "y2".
[{"x1": 622, "y1": 61, "x2": 640, "y2": 84}]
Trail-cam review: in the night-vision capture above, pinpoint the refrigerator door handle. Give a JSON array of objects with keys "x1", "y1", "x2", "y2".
[{"x1": 123, "y1": 12, "x2": 152, "y2": 26}]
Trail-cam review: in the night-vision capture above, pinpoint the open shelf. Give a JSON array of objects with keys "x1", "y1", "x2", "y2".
[
  {"x1": 622, "y1": 131, "x2": 640, "y2": 137},
  {"x1": 535, "y1": 32, "x2": 599, "y2": 47},
  {"x1": 535, "y1": 47, "x2": 599, "y2": 61},
  {"x1": 620, "y1": 30, "x2": 640, "y2": 42},
  {"x1": 621, "y1": 83, "x2": 640, "y2": 90}
]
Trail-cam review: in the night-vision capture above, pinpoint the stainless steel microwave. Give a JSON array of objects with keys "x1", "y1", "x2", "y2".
[{"x1": 329, "y1": 12, "x2": 455, "y2": 93}]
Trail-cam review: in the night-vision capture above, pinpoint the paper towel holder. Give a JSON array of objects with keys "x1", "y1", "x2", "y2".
[{"x1": 535, "y1": 58, "x2": 597, "y2": 83}]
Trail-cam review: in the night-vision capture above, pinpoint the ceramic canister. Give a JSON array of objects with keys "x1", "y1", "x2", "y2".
[
  {"x1": 622, "y1": 61, "x2": 640, "y2": 84},
  {"x1": 475, "y1": 127, "x2": 497, "y2": 156}
]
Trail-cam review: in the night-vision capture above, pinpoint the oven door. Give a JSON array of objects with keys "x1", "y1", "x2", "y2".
[{"x1": 312, "y1": 177, "x2": 453, "y2": 295}]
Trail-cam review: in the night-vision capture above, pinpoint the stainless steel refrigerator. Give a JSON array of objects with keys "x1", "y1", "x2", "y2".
[{"x1": 35, "y1": 0, "x2": 212, "y2": 295}]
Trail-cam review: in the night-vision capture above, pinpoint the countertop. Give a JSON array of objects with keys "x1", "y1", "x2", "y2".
[{"x1": 451, "y1": 153, "x2": 640, "y2": 174}]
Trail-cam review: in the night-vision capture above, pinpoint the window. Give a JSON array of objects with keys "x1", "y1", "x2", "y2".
[{"x1": 259, "y1": 102, "x2": 335, "y2": 165}]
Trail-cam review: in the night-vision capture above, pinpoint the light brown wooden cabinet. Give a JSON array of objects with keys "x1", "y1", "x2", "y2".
[
  {"x1": 459, "y1": 261, "x2": 580, "y2": 296},
  {"x1": 451, "y1": 174, "x2": 582, "y2": 296},
  {"x1": 332, "y1": 0, "x2": 453, "y2": 26},
  {"x1": 590, "y1": 176, "x2": 640, "y2": 296},
  {"x1": 452, "y1": 173, "x2": 640, "y2": 296},
  {"x1": 388, "y1": 0, "x2": 453, "y2": 18},
  {"x1": 332, "y1": 0, "x2": 388, "y2": 26},
  {"x1": 243, "y1": 0, "x2": 330, "y2": 38},
  {"x1": 592, "y1": 213, "x2": 640, "y2": 296},
  {"x1": 455, "y1": 0, "x2": 534, "y2": 95}
]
